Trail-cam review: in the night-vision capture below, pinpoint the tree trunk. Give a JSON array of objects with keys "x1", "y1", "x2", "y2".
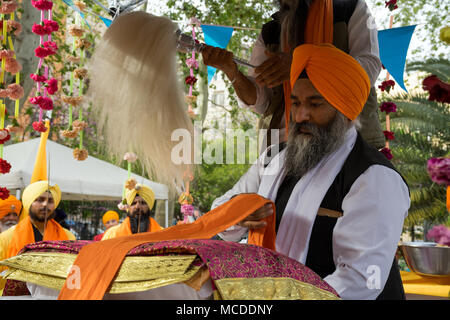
[{"x1": 5, "y1": 1, "x2": 40, "y2": 115}]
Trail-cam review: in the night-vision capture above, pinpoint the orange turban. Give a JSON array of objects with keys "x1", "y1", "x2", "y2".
[
  {"x1": 102, "y1": 210, "x2": 119, "y2": 225},
  {"x1": 290, "y1": 44, "x2": 370, "y2": 121},
  {"x1": 0, "y1": 195, "x2": 22, "y2": 219}
]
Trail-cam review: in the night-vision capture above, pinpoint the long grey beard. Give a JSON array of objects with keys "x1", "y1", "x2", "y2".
[
  {"x1": 284, "y1": 113, "x2": 351, "y2": 178},
  {"x1": 0, "y1": 220, "x2": 17, "y2": 232}
]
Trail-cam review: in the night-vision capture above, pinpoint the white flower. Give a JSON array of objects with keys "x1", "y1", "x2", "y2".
[{"x1": 123, "y1": 152, "x2": 138, "y2": 163}]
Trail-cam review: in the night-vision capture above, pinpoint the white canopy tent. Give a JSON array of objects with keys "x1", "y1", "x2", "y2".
[{"x1": 0, "y1": 139, "x2": 170, "y2": 227}]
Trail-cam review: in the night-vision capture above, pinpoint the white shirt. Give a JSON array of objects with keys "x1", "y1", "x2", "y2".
[
  {"x1": 211, "y1": 127, "x2": 410, "y2": 300},
  {"x1": 238, "y1": 0, "x2": 382, "y2": 115}
]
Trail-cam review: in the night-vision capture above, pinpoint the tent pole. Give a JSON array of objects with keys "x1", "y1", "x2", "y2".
[{"x1": 165, "y1": 199, "x2": 169, "y2": 228}]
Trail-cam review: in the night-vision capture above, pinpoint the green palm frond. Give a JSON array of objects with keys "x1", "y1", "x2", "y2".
[
  {"x1": 379, "y1": 89, "x2": 449, "y2": 227},
  {"x1": 406, "y1": 58, "x2": 450, "y2": 82}
]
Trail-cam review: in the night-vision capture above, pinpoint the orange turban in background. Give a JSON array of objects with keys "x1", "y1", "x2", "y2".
[
  {"x1": 102, "y1": 211, "x2": 119, "y2": 225},
  {"x1": 290, "y1": 44, "x2": 370, "y2": 120},
  {"x1": 0, "y1": 195, "x2": 22, "y2": 219}
]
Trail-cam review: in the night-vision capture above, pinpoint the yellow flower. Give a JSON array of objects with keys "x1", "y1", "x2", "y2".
[{"x1": 440, "y1": 26, "x2": 450, "y2": 45}]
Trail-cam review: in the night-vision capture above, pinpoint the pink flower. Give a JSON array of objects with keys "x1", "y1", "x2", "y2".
[
  {"x1": 117, "y1": 202, "x2": 129, "y2": 211},
  {"x1": 1, "y1": 19, "x2": 22, "y2": 36},
  {"x1": 0, "y1": 158, "x2": 11, "y2": 174},
  {"x1": 43, "y1": 19, "x2": 59, "y2": 32},
  {"x1": 8, "y1": 20, "x2": 22, "y2": 36},
  {"x1": 0, "y1": 89, "x2": 8, "y2": 98},
  {"x1": 4, "y1": 57, "x2": 21, "y2": 74},
  {"x1": 34, "y1": 41, "x2": 58, "y2": 58},
  {"x1": 45, "y1": 78, "x2": 58, "y2": 95},
  {"x1": 427, "y1": 157, "x2": 450, "y2": 186},
  {"x1": 0, "y1": 129, "x2": 10, "y2": 144},
  {"x1": 379, "y1": 102, "x2": 397, "y2": 114},
  {"x1": 186, "y1": 57, "x2": 199, "y2": 69},
  {"x1": 385, "y1": 0, "x2": 398, "y2": 11},
  {"x1": 0, "y1": 187, "x2": 9, "y2": 200},
  {"x1": 185, "y1": 75, "x2": 197, "y2": 85},
  {"x1": 29, "y1": 96, "x2": 53, "y2": 110},
  {"x1": 32, "y1": 23, "x2": 50, "y2": 36},
  {"x1": 7, "y1": 83, "x2": 24, "y2": 100},
  {"x1": 42, "y1": 41, "x2": 58, "y2": 54},
  {"x1": 383, "y1": 130, "x2": 395, "y2": 140},
  {"x1": 181, "y1": 204, "x2": 195, "y2": 223},
  {"x1": 0, "y1": 0, "x2": 18, "y2": 14},
  {"x1": 0, "y1": 49, "x2": 14, "y2": 59},
  {"x1": 378, "y1": 80, "x2": 396, "y2": 93},
  {"x1": 34, "y1": 46, "x2": 49, "y2": 58},
  {"x1": 30, "y1": 73, "x2": 48, "y2": 82},
  {"x1": 31, "y1": 0, "x2": 53, "y2": 11},
  {"x1": 123, "y1": 152, "x2": 138, "y2": 163},
  {"x1": 422, "y1": 75, "x2": 450, "y2": 104},
  {"x1": 32, "y1": 121, "x2": 47, "y2": 133},
  {"x1": 380, "y1": 147, "x2": 393, "y2": 160},
  {"x1": 427, "y1": 225, "x2": 450, "y2": 246}
]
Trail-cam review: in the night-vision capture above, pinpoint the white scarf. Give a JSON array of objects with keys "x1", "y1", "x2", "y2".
[{"x1": 257, "y1": 127, "x2": 357, "y2": 264}]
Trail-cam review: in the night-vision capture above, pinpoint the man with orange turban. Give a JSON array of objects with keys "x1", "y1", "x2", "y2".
[
  {"x1": 212, "y1": 44, "x2": 410, "y2": 300},
  {"x1": 0, "y1": 195, "x2": 22, "y2": 233},
  {"x1": 102, "y1": 184, "x2": 162, "y2": 240},
  {"x1": 0, "y1": 180, "x2": 76, "y2": 292},
  {"x1": 93, "y1": 210, "x2": 120, "y2": 241}
]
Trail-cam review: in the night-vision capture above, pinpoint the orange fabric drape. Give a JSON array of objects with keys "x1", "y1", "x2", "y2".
[
  {"x1": 58, "y1": 193, "x2": 275, "y2": 300},
  {"x1": 7, "y1": 216, "x2": 69, "y2": 259},
  {"x1": 111, "y1": 217, "x2": 163, "y2": 237},
  {"x1": 284, "y1": 0, "x2": 334, "y2": 132}
]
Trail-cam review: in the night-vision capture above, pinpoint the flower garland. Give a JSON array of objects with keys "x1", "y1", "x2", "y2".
[
  {"x1": 0, "y1": 0, "x2": 22, "y2": 200},
  {"x1": 178, "y1": 170, "x2": 194, "y2": 224},
  {"x1": 378, "y1": 4, "x2": 399, "y2": 160},
  {"x1": 117, "y1": 152, "x2": 138, "y2": 211},
  {"x1": 184, "y1": 17, "x2": 201, "y2": 119},
  {"x1": 426, "y1": 157, "x2": 450, "y2": 245},
  {"x1": 29, "y1": 0, "x2": 58, "y2": 134},
  {"x1": 425, "y1": 23, "x2": 450, "y2": 214},
  {"x1": 61, "y1": 2, "x2": 90, "y2": 161}
]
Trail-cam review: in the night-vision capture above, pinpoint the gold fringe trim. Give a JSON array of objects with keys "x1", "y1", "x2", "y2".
[
  {"x1": 215, "y1": 277, "x2": 341, "y2": 300},
  {"x1": 0, "y1": 252, "x2": 202, "y2": 294}
]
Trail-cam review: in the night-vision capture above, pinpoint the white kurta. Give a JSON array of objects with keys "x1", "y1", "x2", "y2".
[
  {"x1": 211, "y1": 127, "x2": 410, "y2": 300},
  {"x1": 238, "y1": 0, "x2": 382, "y2": 115}
]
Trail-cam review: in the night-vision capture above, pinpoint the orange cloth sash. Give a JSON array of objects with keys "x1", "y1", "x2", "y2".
[
  {"x1": 284, "y1": 0, "x2": 333, "y2": 132},
  {"x1": 7, "y1": 216, "x2": 69, "y2": 259},
  {"x1": 110, "y1": 217, "x2": 163, "y2": 237},
  {"x1": 58, "y1": 193, "x2": 275, "y2": 300}
]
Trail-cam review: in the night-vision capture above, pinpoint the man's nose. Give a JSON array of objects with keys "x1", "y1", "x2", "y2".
[{"x1": 293, "y1": 105, "x2": 310, "y2": 123}]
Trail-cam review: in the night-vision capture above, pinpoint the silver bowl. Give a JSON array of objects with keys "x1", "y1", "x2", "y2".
[{"x1": 399, "y1": 242, "x2": 450, "y2": 277}]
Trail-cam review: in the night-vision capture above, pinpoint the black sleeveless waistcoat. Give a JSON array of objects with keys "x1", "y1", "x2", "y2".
[{"x1": 273, "y1": 133, "x2": 408, "y2": 300}]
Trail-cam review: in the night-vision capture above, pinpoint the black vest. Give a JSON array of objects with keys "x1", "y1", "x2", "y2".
[{"x1": 273, "y1": 133, "x2": 408, "y2": 300}]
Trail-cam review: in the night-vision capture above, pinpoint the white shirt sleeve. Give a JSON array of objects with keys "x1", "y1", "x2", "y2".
[
  {"x1": 323, "y1": 165, "x2": 410, "y2": 300},
  {"x1": 211, "y1": 148, "x2": 268, "y2": 242},
  {"x1": 348, "y1": 0, "x2": 382, "y2": 86},
  {"x1": 236, "y1": 33, "x2": 273, "y2": 114}
]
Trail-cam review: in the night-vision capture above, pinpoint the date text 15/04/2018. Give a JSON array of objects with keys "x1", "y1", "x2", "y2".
[{"x1": 176, "y1": 304, "x2": 274, "y2": 317}]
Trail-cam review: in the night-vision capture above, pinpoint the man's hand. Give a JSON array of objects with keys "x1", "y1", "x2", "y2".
[
  {"x1": 238, "y1": 203, "x2": 274, "y2": 229},
  {"x1": 255, "y1": 50, "x2": 292, "y2": 88},
  {"x1": 201, "y1": 45, "x2": 238, "y2": 79}
]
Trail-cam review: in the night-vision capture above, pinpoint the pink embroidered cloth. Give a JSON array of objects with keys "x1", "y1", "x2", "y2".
[{"x1": 3, "y1": 239, "x2": 339, "y2": 297}]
